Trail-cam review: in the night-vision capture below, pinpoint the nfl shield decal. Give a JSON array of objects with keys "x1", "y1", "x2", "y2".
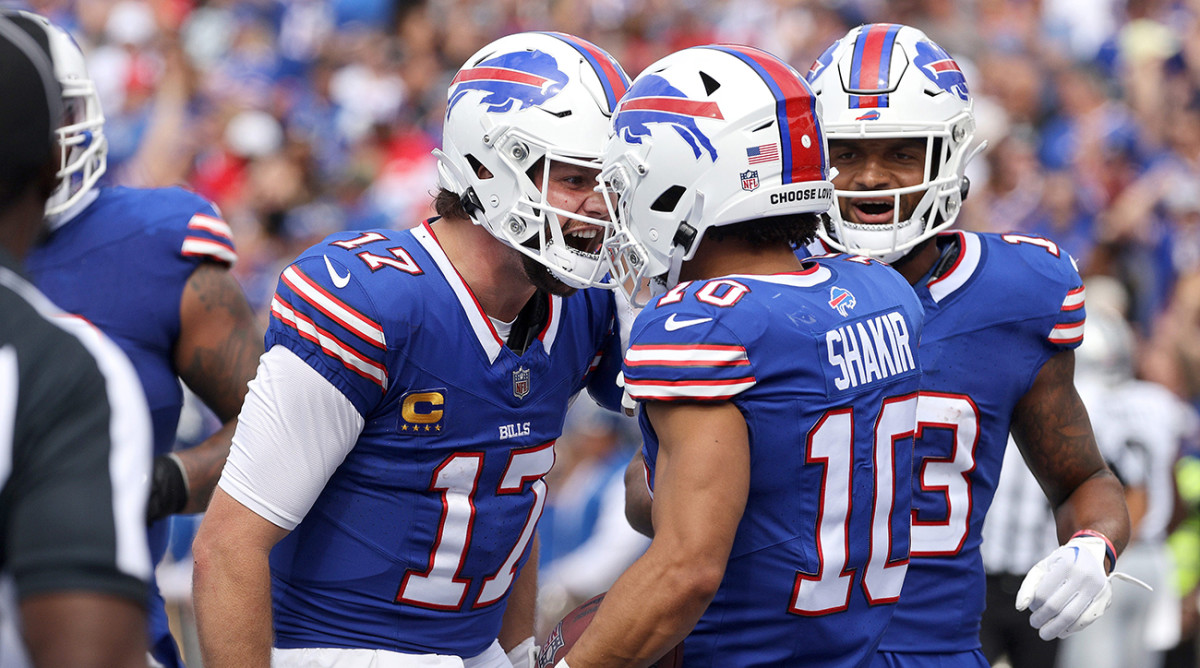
[
  {"x1": 741, "y1": 169, "x2": 759, "y2": 191},
  {"x1": 513, "y1": 366, "x2": 531, "y2": 399}
]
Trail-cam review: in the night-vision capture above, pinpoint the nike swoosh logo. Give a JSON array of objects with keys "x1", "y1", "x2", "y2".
[
  {"x1": 324, "y1": 255, "x2": 351, "y2": 288},
  {"x1": 664, "y1": 314, "x2": 713, "y2": 331}
]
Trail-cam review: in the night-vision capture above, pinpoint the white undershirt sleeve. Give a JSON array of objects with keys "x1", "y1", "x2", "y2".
[{"x1": 218, "y1": 345, "x2": 365, "y2": 530}]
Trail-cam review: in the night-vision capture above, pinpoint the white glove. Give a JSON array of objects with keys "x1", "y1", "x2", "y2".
[
  {"x1": 1015, "y1": 534, "x2": 1148, "y2": 639},
  {"x1": 506, "y1": 636, "x2": 537, "y2": 668},
  {"x1": 616, "y1": 371, "x2": 637, "y2": 417}
]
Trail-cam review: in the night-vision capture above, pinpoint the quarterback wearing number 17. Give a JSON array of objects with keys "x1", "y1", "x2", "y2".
[{"x1": 192, "y1": 32, "x2": 632, "y2": 668}]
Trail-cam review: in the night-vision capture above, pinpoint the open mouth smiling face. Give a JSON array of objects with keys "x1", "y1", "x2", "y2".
[
  {"x1": 560, "y1": 222, "x2": 604, "y2": 255},
  {"x1": 830, "y1": 137, "x2": 928, "y2": 227}
]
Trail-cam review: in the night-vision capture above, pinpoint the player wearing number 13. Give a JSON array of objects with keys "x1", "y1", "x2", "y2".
[
  {"x1": 805, "y1": 23, "x2": 1132, "y2": 667},
  {"x1": 555, "y1": 45, "x2": 923, "y2": 668},
  {"x1": 191, "y1": 32, "x2": 631, "y2": 668}
]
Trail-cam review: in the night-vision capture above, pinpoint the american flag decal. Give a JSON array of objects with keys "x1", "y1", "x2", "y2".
[{"x1": 746, "y1": 143, "x2": 779, "y2": 164}]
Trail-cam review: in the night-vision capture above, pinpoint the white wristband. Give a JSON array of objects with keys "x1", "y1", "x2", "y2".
[{"x1": 505, "y1": 636, "x2": 537, "y2": 668}]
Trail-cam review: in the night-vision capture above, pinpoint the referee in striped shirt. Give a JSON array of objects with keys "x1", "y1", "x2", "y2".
[{"x1": 0, "y1": 12, "x2": 154, "y2": 668}]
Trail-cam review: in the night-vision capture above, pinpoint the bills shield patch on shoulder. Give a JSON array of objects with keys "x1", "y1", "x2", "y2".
[
  {"x1": 740, "y1": 169, "x2": 759, "y2": 191},
  {"x1": 513, "y1": 366, "x2": 531, "y2": 399}
]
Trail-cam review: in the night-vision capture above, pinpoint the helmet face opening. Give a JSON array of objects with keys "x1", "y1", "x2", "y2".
[
  {"x1": 807, "y1": 23, "x2": 981, "y2": 263},
  {"x1": 600, "y1": 45, "x2": 834, "y2": 307},
  {"x1": 436, "y1": 32, "x2": 630, "y2": 291},
  {"x1": 599, "y1": 153, "x2": 664, "y2": 305}
]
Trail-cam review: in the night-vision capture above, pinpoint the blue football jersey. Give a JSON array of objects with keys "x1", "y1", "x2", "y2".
[
  {"x1": 624, "y1": 255, "x2": 923, "y2": 668},
  {"x1": 25, "y1": 185, "x2": 236, "y2": 668},
  {"x1": 874, "y1": 231, "x2": 1087, "y2": 653},
  {"x1": 263, "y1": 221, "x2": 621, "y2": 656}
]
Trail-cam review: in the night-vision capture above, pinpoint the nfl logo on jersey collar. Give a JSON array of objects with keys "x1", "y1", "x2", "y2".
[{"x1": 513, "y1": 366, "x2": 531, "y2": 399}]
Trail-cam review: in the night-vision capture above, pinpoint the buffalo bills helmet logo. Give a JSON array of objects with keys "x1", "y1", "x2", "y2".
[
  {"x1": 828, "y1": 286, "x2": 857, "y2": 316},
  {"x1": 806, "y1": 40, "x2": 839, "y2": 83},
  {"x1": 913, "y1": 41, "x2": 968, "y2": 101},
  {"x1": 614, "y1": 74, "x2": 723, "y2": 162},
  {"x1": 855, "y1": 110, "x2": 881, "y2": 121},
  {"x1": 448, "y1": 50, "x2": 570, "y2": 115}
]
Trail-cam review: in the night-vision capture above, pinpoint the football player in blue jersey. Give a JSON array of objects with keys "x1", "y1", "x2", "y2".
[
  {"x1": 191, "y1": 31, "x2": 631, "y2": 668},
  {"x1": 14, "y1": 10, "x2": 263, "y2": 668},
  {"x1": 555, "y1": 45, "x2": 924, "y2": 668},
  {"x1": 804, "y1": 23, "x2": 1133, "y2": 667}
]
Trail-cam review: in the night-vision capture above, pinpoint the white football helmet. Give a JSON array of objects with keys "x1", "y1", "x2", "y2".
[
  {"x1": 806, "y1": 23, "x2": 984, "y2": 262},
  {"x1": 7, "y1": 11, "x2": 107, "y2": 218},
  {"x1": 1075, "y1": 306, "x2": 1136, "y2": 388},
  {"x1": 435, "y1": 31, "x2": 630, "y2": 290},
  {"x1": 601, "y1": 45, "x2": 833, "y2": 304}
]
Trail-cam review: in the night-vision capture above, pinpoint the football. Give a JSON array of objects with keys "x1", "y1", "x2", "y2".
[{"x1": 537, "y1": 592, "x2": 685, "y2": 668}]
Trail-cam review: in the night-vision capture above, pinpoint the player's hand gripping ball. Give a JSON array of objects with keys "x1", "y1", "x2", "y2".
[{"x1": 537, "y1": 592, "x2": 684, "y2": 668}]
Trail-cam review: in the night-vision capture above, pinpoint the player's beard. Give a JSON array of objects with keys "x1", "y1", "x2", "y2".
[
  {"x1": 521, "y1": 252, "x2": 578, "y2": 297},
  {"x1": 517, "y1": 220, "x2": 583, "y2": 297}
]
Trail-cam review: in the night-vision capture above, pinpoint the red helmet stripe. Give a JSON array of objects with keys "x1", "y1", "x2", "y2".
[
  {"x1": 849, "y1": 23, "x2": 901, "y2": 109},
  {"x1": 707, "y1": 45, "x2": 826, "y2": 185},
  {"x1": 451, "y1": 67, "x2": 549, "y2": 88},
  {"x1": 543, "y1": 32, "x2": 630, "y2": 112},
  {"x1": 618, "y1": 96, "x2": 724, "y2": 119}
]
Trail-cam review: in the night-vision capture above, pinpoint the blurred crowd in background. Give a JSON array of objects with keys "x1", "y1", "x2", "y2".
[
  {"x1": 17, "y1": 0, "x2": 1200, "y2": 665},
  {"x1": 19, "y1": 0, "x2": 1200, "y2": 399}
]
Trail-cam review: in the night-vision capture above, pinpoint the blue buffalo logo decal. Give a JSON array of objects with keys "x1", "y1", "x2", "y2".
[
  {"x1": 828, "y1": 286, "x2": 857, "y2": 316},
  {"x1": 806, "y1": 40, "x2": 840, "y2": 83},
  {"x1": 913, "y1": 40, "x2": 968, "y2": 101},
  {"x1": 855, "y1": 110, "x2": 881, "y2": 121},
  {"x1": 615, "y1": 74, "x2": 723, "y2": 161},
  {"x1": 448, "y1": 50, "x2": 569, "y2": 115}
]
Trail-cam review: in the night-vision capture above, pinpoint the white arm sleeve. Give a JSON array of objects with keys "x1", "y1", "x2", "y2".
[{"x1": 218, "y1": 345, "x2": 365, "y2": 530}]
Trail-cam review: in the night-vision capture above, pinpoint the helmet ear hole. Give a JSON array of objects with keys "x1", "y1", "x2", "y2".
[
  {"x1": 700, "y1": 71, "x2": 721, "y2": 95},
  {"x1": 465, "y1": 154, "x2": 492, "y2": 180},
  {"x1": 929, "y1": 137, "x2": 943, "y2": 179},
  {"x1": 650, "y1": 185, "x2": 686, "y2": 213}
]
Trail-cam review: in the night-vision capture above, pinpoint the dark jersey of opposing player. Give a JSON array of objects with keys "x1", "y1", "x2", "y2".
[
  {"x1": 24, "y1": 185, "x2": 236, "y2": 667},
  {"x1": 870, "y1": 231, "x2": 1086, "y2": 653},
  {"x1": 0, "y1": 250, "x2": 151, "y2": 667},
  {"x1": 261, "y1": 221, "x2": 622, "y2": 656},
  {"x1": 624, "y1": 254, "x2": 923, "y2": 668}
]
